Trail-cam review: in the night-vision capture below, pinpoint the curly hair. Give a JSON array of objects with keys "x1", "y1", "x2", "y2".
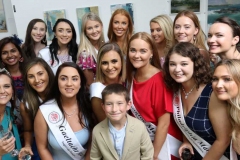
[{"x1": 163, "y1": 42, "x2": 211, "y2": 92}]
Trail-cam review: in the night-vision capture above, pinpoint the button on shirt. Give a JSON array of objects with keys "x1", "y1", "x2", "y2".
[{"x1": 109, "y1": 120, "x2": 127, "y2": 159}]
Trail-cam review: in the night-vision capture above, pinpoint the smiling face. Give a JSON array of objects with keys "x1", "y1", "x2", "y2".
[
  {"x1": 212, "y1": 65, "x2": 238, "y2": 101},
  {"x1": 168, "y1": 53, "x2": 194, "y2": 84},
  {"x1": 112, "y1": 14, "x2": 129, "y2": 39},
  {"x1": 174, "y1": 16, "x2": 198, "y2": 43},
  {"x1": 31, "y1": 22, "x2": 46, "y2": 43},
  {"x1": 128, "y1": 38, "x2": 153, "y2": 70},
  {"x1": 85, "y1": 20, "x2": 102, "y2": 43},
  {"x1": 207, "y1": 22, "x2": 239, "y2": 55},
  {"x1": 150, "y1": 22, "x2": 165, "y2": 44},
  {"x1": 100, "y1": 50, "x2": 122, "y2": 84},
  {"x1": 27, "y1": 64, "x2": 49, "y2": 96},
  {"x1": 102, "y1": 93, "x2": 131, "y2": 125},
  {"x1": 55, "y1": 22, "x2": 73, "y2": 45},
  {"x1": 1, "y1": 43, "x2": 21, "y2": 67},
  {"x1": 0, "y1": 75, "x2": 13, "y2": 107},
  {"x1": 58, "y1": 67, "x2": 81, "y2": 99}
]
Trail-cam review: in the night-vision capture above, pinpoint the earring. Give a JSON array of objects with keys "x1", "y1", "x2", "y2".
[
  {"x1": 193, "y1": 35, "x2": 196, "y2": 42},
  {"x1": 42, "y1": 39, "x2": 47, "y2": 43},
  {"x1": 19, "y1": 57, "x2": 24, "y2": 62},
  {"x1": 12, "y1": 96, "x2": 14, "y2": 100}
]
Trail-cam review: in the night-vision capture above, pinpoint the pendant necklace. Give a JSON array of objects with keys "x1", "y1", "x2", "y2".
[
  {"x1": 64, "y1": 108, "x2": 76, "y2": 118},
  {"x1": 182, "y1": 84, "x2": 196, "y2": 99}
]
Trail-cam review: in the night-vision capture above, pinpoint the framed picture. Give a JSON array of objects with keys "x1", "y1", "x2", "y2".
[
  {"x1": 43, "y1": 9, "x2": 66, "y2": 41},
  {"x1": 110, "y1": 3, "x2": 134, "y2": 24},
  {"x1": 171, "y1": 0, "x2": 200, "y2": 14},
  {"x1": 76, "y1": 6, "x2": 99, "y2": 34},
  {"x1": 208, "y1": 0, "x2": 240, "y2": 29},
  {"x1": 0, "y1": 0, "x2": 7, "y2": 32}
]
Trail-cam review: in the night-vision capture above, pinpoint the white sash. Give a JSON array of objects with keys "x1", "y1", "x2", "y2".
[
  {"x1": 230, "y1": 139, "x2": 238, "y2": 160},
  {"x1": 130, "y1": 81, "x2": 181, "y2": 159},
  {"x1": 173, "y1": 90, "x2": 228, "y2": 160},
  {"x1": 40, "y1": 100, "x2": 86, "y2": 160}
]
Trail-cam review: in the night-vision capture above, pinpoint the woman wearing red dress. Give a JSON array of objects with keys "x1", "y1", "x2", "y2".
[{"x1": 126, "y1": 32, "x2": 182, "y2": 160}]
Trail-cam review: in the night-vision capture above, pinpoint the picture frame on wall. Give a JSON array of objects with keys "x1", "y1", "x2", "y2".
[
  {"x1": 110, "y1": 3, "x2": 134, "y2": 24},
  {"x1": 76, "y1": 6, "x2": 99, "y2": 34},
  {"x1": 171, "y1": 0, "x2": 200, "y2": 14},
  {"x1": 208, "y1": 0, "x2": 240, "y2": 29},
  {"x1": 0, "y1": 0, "x2": 7, "y2": 33},
  {"x1": 43, "y1": 9, "x2": 66, "y2": 41}
]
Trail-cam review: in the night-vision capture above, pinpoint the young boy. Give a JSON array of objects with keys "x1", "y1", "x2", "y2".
[{"x1": 90, "y1": 83, "x2": 153, "y2": 160}]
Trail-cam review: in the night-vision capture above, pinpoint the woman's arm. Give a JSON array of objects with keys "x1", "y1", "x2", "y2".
[
  {"x1": 203, "y1": 92, "x2": 231, "y2": 160},
  {"x1": 34, "y1": 110, "x2": 53, "y2": 160},
  {"x1": 19, "y1": 102, "x2": 33, "y2": 156},
  {"x1": 83, "y1": 69, "x2": 94, "y2": 90},
  {"x1": 153, "y1": 112, "x2": 170, "y2": 160},
  {"x1": 178, "y1": 135, "x2": 194, "y2": 158},
  {"x1": 91, "y1": 97, "x2": 106, "y2": 122}
]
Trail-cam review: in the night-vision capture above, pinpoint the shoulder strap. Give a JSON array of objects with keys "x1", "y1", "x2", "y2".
[
  {"x1": 173, "y1": 90, "x2": 228, "y2": 160},
  {"x1": 40, "y1": 100, "x2": 86, "y2": 160}
]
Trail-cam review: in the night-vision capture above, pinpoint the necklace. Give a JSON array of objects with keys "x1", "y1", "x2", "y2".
[
  {"x1": 63, "y1": 108, "x2": 76, "y2": 118},
  {"x1": 182, "y1": 84, "x2": 196, "y2": 99}
]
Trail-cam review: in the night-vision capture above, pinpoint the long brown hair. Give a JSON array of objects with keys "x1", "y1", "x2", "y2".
[{"x1": 107, "y1": 9, "x2": 133, "y2": 55}]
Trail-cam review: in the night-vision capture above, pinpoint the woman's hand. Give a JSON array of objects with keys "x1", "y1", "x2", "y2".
[
  {"x1": 0, "y1": 136, "x2": 15, "y2": 156},
  {"x1": 178, "y1": 141, "x2": 194, "y2": 160},
  {"x1": 18, "y1": 146, "x2": 33, "y2": 159}
]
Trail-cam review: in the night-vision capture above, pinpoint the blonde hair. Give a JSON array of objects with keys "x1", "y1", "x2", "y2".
[
  {"x1": 150, "y1": 14, "x2": 173, "y2": 56},
  {"x1": 107, "y1": 9, "x2": 133, "y2": 55},
  {"x1": 77, "y1": 12, "x2": 105, "y2": 63},
  {"x1": 95, "y1": 43, "x2": 126, "y2": 83},
  {"x1": 215, "y1": 59, "x2": 240, "y2": 140}
]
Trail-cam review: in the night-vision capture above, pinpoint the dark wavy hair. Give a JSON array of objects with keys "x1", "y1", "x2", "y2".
[
  {"x1": 22, "y1": 19, "x2": 47, "y2": 59},
  {"x1": 0, "y1": 37, "x2": 26, "y2": 75},
  {"x1": 163, "y1": 42, "x2": 211, "y2": 92},
  {"x1": 44, "y1": 62, "x2": 94, "y2": 130},
  {"x1": 214, "y1": 17, "x2": 240, "y2": 51},
  {"x1": 49, "y1": 18, "x2": 78, "y2": 65}
]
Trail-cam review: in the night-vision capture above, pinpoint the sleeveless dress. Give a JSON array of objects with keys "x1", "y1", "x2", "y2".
[
  {"x1": 185, "y1": 84, "x2": 230, "y2": 159},
  {"x1": 48, "y1": 126, "x2": 90, "y2": 160}
]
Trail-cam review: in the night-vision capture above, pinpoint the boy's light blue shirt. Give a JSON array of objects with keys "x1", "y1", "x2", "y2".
[{"x1": 108, "y1": 120, "x2": 127, "y2": 160}]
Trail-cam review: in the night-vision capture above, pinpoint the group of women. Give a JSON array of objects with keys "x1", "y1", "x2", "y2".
[{"x1": 0, "y1": 7, "x2": 240, "y2": 160}]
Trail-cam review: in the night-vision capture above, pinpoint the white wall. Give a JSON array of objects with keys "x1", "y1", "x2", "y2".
[
  {"x1": 0, "y1": 0, "x2": 17, "y2": 39},
  {"x1": 8, "y1": 0, "x2": 208, "y2": 43}
]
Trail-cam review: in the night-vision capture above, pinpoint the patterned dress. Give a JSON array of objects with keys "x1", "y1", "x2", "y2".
[{"x1": 185, "y1": 83, "x2": 229, "y2": 159}]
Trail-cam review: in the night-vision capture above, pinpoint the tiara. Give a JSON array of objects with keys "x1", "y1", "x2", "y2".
[{"x1": 0, "y1": 68, "x2": 11, "y2": 76}]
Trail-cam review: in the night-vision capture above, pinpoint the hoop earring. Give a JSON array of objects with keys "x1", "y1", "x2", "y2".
[{"x1": 42, "y1": 39, "x2": 47, "y2": 43}]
